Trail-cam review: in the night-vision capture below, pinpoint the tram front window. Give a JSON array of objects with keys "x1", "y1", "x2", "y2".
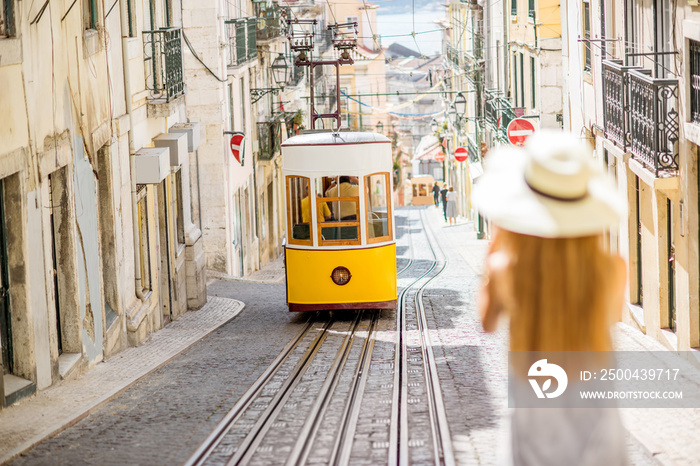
[
  {"x1": 316, "y1": 176, "x2": 360, "y2": 243},
  {"x1": 287, "y1": 176, "x2": 312, "y2": 243},
  {"x1": 365, "y1": 173, "x2": 391, "y2": 240}
]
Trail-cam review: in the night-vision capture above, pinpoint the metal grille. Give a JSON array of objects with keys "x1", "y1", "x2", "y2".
[
  {"x1": 143, "y1": 28, "x2": 184, "y2": 102},
  {"x1": 628, "y1": 69, "x2": 679, "y2": 176},
  {"x1": 691, "y1": 40, "x2": 700, "y2": 124}
]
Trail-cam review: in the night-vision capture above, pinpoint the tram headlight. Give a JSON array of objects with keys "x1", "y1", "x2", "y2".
[{"x1": 330, "y1": 266, "x2": 352, "y2": 286}]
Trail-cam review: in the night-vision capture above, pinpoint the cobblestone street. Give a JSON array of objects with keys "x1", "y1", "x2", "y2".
[{"x1": 0, "y1": 207, "x2": 684, "y2": 465}]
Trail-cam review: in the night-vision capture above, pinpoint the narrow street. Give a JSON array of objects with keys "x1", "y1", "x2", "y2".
[{"x1": 5, "y1": 207, "x2": 655, "y2": 465}]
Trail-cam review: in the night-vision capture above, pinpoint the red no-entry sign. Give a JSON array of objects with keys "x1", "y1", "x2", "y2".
[
  {"x1": 454, "y1": 147, "x2": 468, "y2": 162},
  {"x1": 434, "y1": 152, "x2": 445, "y2": 163},
  {"x1": 507, "y1": 118, "x2": 535, "y2": 146}
]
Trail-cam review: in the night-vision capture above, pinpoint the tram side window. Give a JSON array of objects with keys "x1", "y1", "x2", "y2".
[
  {"x1": 365, "y1": 173, "x2": 391, "y2": 240},
  {"x1": 287, "y1": 176, "x2": 311, "y2": 242},
  {"x1": 316, "y1": 175, "x2": 360, "y2": 242}
]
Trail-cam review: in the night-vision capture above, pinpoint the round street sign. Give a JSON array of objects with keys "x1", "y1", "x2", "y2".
[
  {"x1": 434, "y1": 151, "x2": 446, "y2": 163},
  {"x1": 507, "y1": 118, "x2": 536, "y2": 146},
  {"x1": 454, "y1": 146, "x2": 468, "y2": 162}
]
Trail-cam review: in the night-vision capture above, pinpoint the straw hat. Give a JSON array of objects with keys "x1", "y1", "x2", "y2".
[{"x1": 472, "y1": 130, "x2": 625, "y2": 238}]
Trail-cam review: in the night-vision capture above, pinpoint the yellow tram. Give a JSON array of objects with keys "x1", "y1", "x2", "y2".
[{"x1": 282, "y1": 131, "x2": 397, "y2": 311}]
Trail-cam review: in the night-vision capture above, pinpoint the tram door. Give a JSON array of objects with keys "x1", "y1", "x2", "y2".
[{"x1": 0, "y1": 179, "x2": 12, "y2": 374}]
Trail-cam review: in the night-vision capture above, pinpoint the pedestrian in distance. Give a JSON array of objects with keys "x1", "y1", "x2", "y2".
[
  {"x1": 445, "y1": 186, "x2": 458, "y2": 225},
  {"x1": 431, "y1": 181, "x2": 441, "y2": 207},
  {"x1": 439, "y1": 184, "x2": 448, "y2": 221},
  {"x1": 473, "y1": 130, "x2": 628, "y2": 466}
]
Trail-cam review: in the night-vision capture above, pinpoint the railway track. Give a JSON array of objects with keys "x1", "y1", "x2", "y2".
[{"x1": 185, "y1": 208, "x2": 452, "y2": 466}]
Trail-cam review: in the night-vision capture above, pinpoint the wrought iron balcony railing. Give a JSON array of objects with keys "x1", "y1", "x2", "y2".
[
  {"x1": 225, "y1": 17, "x2": 258, "y2": 67},
  {"x1": 255, "y1": 3, "x2": 286, "y2": 42},
  {"x1": 602, "y1": 59, "x2": 679, "y2": 177},
  {"x1": 257, "y1": 120, "x2": 283, "y2": 161},
  {"x1": 484, "y1": 92, "x2": 515, "y2": 143},
  {"x1": 467, "y1": 135, "x2": 478, "y2": 163},
  {"x1": 602, "y1": 59, "x2": 639, "y2": 150},
  {"x1": 446, "y1": 44, "x2": 460, "y2": 69},
  {"x1": 143, "y1": 28, "x2": 184, "y2": 102},
  {"x1": 289, "y1": 62, "x2": 305, "y2": 86},
  {"x1": 628, "y1": 69, "x2": 679, "y2": 176}
]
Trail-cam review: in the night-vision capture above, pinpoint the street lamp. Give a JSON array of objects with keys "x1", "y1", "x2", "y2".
[
  {"x1": 250, "y1": 53, "x2": 290, "y2": 104},
  {"x1": 430, "y1": 118, "x2": 439, "y2": 134},
  {"x1": 271, "y1": 53, "x2": 290, "y2": 87},
  {"x1": 376, "y1": 121, "x2": 384, "y2": 133},
  {"x1": 447, "y1": 105, "x2": 458, "y2": 128},
  {"x1": 453, "y1": 91, "x2": 467, "y2": 116}
]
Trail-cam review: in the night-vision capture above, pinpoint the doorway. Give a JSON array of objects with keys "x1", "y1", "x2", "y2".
[{"x1": 0, "y1": 179, "x2": 11, "y2": 374}]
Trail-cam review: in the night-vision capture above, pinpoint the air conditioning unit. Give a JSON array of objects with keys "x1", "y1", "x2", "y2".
[
  {"x1": 133, "y1": 147, "x2": 170, "y2": 184},
  {"x1": 154, "y1": 132, "x2": 188, "y2": 167}
]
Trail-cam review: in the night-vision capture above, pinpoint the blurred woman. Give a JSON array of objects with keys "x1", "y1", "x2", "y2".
[
  {"x1": 473, "y1": 131, "x2": 628, "y2": 466},
  {"x1": 445, "y1": 186, "x2": 458, "y2": 225}
]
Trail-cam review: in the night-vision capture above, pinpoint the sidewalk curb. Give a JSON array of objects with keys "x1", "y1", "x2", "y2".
[{"x1": 0, "y1": 297, "x2": 245, "y2": 464}]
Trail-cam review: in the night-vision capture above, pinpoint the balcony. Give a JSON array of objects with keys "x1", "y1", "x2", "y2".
[
  {"x1": 225, "y1": 17, "x2": 257, "y2": 67},
  {"x1": 255, "y1": 3, "x2": 286, "y2": 42},
  {"x1": 628, "y1": 69, "x2": 679, "y2": 176},
  {"x1": 257, "y1": 120, "x2": 283, "y2": 161},
  {"x1": 446, "y1": 44, "x2": 460, "y2": 69},
  {"x1": 143, "y1": 28, "x2": 184, "y2": 102},
  {"x1": 467, "y1": 135, "x2": 478, "y2": 163},
  {"x1": 484, "y1": 92, "x2": 515, "y2": 143},
  {"x1": 289, "y1": 62, "x2": 305, "y2": 87},
  {"x1": 602, "y1": 59, "x2": 679, "y2": 177}
]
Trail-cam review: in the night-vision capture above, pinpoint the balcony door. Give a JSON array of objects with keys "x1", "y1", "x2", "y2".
[{"x1": 654, "y1": 0, "x2": 673, "y2": 78}]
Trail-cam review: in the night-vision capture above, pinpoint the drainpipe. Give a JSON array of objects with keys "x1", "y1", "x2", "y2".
[{"x1": 119, "y1": 0, "x2": 144, "y2": 299}]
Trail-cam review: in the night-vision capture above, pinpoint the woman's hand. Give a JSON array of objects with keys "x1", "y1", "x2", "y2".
[{"x1": 479, "y1": 229, "x2": 508, "y2": 333}]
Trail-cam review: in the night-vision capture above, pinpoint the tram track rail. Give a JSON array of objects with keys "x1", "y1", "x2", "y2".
[
  {"x1": 390, "y1": 208, "x2": 454, "y2": 466},
  {"x1": 186, "y1": 208, "x2": 451, "y2": 466}
]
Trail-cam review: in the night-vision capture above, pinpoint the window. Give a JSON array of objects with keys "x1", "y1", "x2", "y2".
[
  {"x1": 126, "y1": 0, "x2": 136, "y2": 36},
  {"x1": 1, "y1": 0, "x2": 15, "y2": 37},
  {"x1": 85, "y1": 0, "x2": 98, "y2": 29},
  {"x1": 511, "y1": 0, "x2": 517, "y2": 16},
  {"x1": 228, "y1": 83, "x2": 235, "y2": 130},
  {"x1": 583, "y1": 1, "x2": 591, "y2": 71},
  {"x1": 239, "y1": 78, "x2": 247, "y2": 134},
  {"x1": 513, "y1": 56, "x2": 519, "y2": 105},
  {"x1": 137, "y1": 186, "x2": 152, "y2": 292},
  {"x1": 173, "y1": 169, "x2": 185, "y2": 249},
  {"x1": 530, "y1": 56, "x2": 536, "y2": 109},
  {"x1": 365, "y1": 173, "x2": 392, "y2": 242},
  {"x1": 315, "y1": 176, "x2": 360, "y2": 245},
  {"x1": 519, "y1": 53, "x2": 525, "y2": 108},
  {"x1": 286, "y1": 176, "x2": 312, "y2": 245},
  {"x1": 528, "y1": 0, "x2": 535, "y2": 17}
]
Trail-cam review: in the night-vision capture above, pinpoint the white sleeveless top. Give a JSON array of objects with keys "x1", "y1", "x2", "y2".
[{"x1": 507, "y1": 405, "x2": 629, "y2": 466}]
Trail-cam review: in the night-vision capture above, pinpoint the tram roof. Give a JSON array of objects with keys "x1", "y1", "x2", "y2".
[{"x1": 281, "y1": 131, "x2": 391, "y2": 147}]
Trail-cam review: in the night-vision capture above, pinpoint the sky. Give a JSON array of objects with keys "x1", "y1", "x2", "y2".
[{"x1": 375, "y1": 0, "x2": 444, "y2": 57}]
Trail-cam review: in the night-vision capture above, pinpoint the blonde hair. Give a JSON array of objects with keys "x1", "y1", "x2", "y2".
[{"x1": 496, "y1": 230, "x2": 620, "y2": 352}]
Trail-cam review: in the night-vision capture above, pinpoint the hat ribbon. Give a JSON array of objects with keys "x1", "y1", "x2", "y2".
[{"x1": 524, "y1": 176, "x2": 589, "y2": 203}]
